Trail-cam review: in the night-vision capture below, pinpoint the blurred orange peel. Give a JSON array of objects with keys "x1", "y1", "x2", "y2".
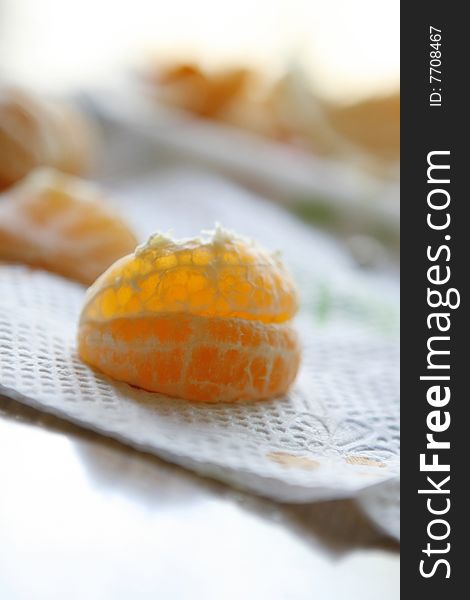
[{"x1": 145, "y1": 62, "x2": 400, "y2": 175}]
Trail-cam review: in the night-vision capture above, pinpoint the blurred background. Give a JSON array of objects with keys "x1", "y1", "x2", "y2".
[
  {"x1": 0, "y1": 2, "x2": 400, "y2": 599},
  {"x1": 0, "y1": 0, "x2": 400, "y2": 261},
  {"x1": 0, "y1": 0, "x2": 399, "y2": 98},
  {"x1": 0, "y1": 0, "x2": 399, "y2": 100}
]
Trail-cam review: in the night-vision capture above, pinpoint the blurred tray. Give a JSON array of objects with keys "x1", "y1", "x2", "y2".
[{"x1": 87, "y1": 89, "x2": 399, "y2": 232}]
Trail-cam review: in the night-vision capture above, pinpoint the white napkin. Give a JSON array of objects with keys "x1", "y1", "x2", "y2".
[{"x1": 0, "y1": 167, "x2": 399, "y2": 537}]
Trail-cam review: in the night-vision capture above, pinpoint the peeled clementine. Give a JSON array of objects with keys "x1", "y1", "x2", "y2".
[
  {"x1": 0, "y1": 87, "x2": 95, "y2": 190},
  {"x1": 78, "y1": 226, "x2": 301, "y2": 402},
  {"x1": 0, "y1": 168, "x2": 138, "y2": 285}
]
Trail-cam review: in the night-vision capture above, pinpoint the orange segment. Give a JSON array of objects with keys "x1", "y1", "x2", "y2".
[
  {"x1": 78, "y1": 313, "x2": 300, "y2": 402},
  {"x1": 0, "y1": 167, "x2": 137, "y2": 285},
  {"x1": 81, "y1": 227, "x2": 298, "y2": 324},
  {"x1": 78, "y1": 226, "x2": 301, "y2": 403}
]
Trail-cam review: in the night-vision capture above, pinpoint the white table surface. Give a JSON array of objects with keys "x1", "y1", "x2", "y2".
[{"x1": 0, "y1": 395, "x2": 399, "y2": 600}]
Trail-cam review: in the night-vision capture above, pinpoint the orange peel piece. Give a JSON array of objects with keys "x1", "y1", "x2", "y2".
[
  {"x1": 0, "y1": 167, "x2": 138, "y2": 285},
  {"x1": 78, "y1": 226, "x2": 301, "y2": 402}
]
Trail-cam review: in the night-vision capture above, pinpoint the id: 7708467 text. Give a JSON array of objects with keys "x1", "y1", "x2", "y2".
[{"x1": 429, "y1": 26, "x2": 442, "y2": 107}]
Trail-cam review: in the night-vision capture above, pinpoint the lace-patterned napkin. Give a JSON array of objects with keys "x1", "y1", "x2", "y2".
[{"x1": 0, "y1": 168, "x2": 399, "y2": 538}]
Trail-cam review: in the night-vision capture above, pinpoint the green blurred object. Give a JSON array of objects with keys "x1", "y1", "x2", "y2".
[
  {"x1": 291, "y1": 198, "x2": 341, "y2": 228},
  {"x1": 290, "y1": 198, "x2": 399, "y2": 255}
]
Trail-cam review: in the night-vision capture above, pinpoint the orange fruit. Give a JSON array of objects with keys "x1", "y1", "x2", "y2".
[
  {"x1": 0, "y1": 167, "x2": 138, "y2": 285},
  {"x1": 148, "y1": 62, "x2": 253, "y2": 119},
  {"x1": 328, "y1": 93, "x2": 400, "y2": 161},
  {"x1": 78, "y1": 226, "x2": 301, "y2": 402},
  {"x1": 0, "y1": 86, "x2": 95, "y2": 191}
]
